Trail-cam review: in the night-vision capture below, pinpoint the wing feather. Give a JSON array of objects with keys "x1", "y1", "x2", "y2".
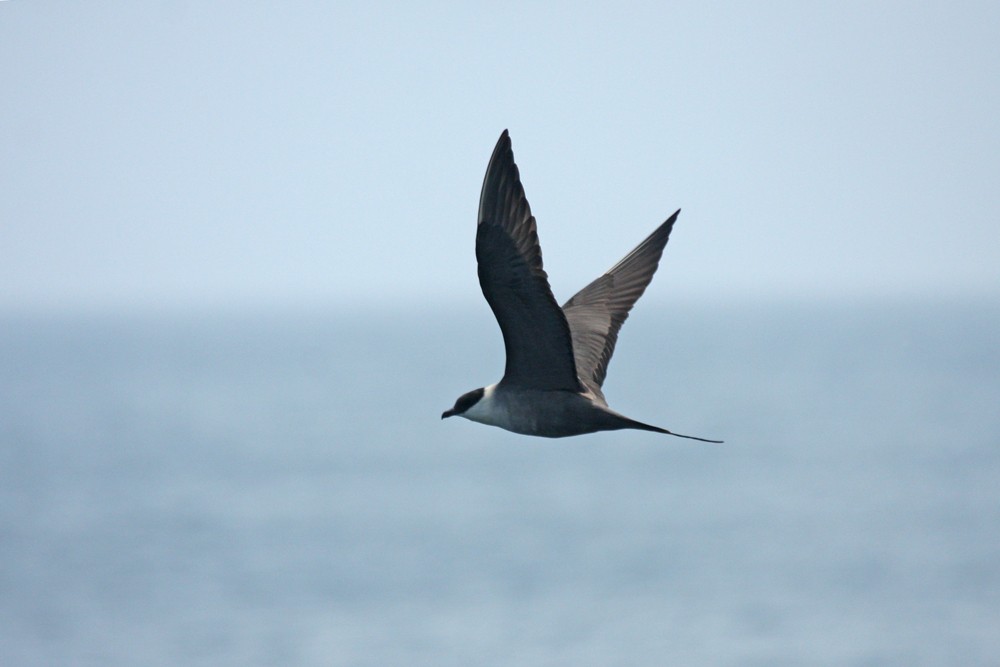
[
  {"x1": 476, "y1": 131, "x2": 581, "y2": 391},
  {"x1": 562, "y1": 210, "x2": 679, "y2": 400}
]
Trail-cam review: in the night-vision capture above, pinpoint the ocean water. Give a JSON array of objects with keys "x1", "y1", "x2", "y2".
[{"x1": 1, "y1": 300, "x2": 998, "y2": 666}]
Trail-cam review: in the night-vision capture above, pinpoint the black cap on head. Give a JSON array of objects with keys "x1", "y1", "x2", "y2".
[{"x1": 441, "y1": 387, "x2": 486, "y2": 419}]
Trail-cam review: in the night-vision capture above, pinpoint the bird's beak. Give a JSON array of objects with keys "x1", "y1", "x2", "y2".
[{"x1": 441, "y1": 409, "x2": 455, "y2": 419}]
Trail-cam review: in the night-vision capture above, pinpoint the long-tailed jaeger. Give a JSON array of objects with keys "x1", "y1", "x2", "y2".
[{"x1": 442, "y1": 130, "x2": 722, "y2": 443}]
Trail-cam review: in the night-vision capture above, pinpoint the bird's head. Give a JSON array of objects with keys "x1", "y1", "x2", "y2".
[{"x1": 441, "y1": 387, "x2": 486, "y2": 420}]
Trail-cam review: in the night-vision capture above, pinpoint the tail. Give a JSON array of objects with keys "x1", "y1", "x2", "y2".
[{"x1": 626, "y1": 418, "x2": 724, "y2": 443}]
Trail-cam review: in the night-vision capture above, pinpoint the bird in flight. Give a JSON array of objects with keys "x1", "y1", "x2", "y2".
[{"x1": 442, "y1": 130, "x2": 722, "y2": 442}]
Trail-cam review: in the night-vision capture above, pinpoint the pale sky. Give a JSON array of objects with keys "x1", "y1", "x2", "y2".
[{"x1": 3, "y1": 2, "x2": 998, "y2": 311}]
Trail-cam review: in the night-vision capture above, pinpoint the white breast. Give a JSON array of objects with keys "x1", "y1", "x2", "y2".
[{"x1": 460, "y1": 383, "x2": 507, "y2": 426}]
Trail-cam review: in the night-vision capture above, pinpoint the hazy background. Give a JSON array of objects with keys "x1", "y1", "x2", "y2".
[
  {"x1": 3, "y1": 1, "x2": 998, "y2": 312},
  {"x1": 3, "y1": 3, "x2": 999, "y2": 666}
]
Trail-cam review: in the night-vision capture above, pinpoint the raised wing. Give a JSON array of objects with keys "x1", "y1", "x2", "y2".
[
  {"x1": 476, "y1": 130, "x2": 581, "y2": 391},
  {"x1": 562, "y1": 210, "x2": 679, "y2": 401}
]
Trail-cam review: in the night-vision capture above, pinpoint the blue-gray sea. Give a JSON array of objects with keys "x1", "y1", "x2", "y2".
[{"x1": 2, "y1": 300, "x2": 998, "y2": 666}]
